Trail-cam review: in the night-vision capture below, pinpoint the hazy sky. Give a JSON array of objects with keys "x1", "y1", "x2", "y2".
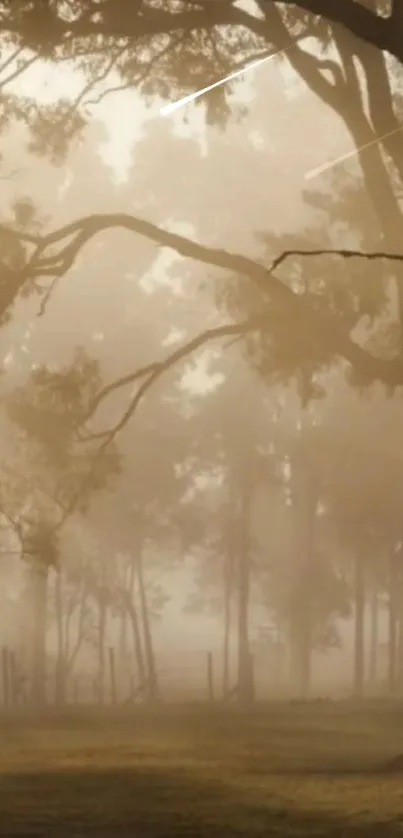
[
  {"x1": 0, "y1": 18, "x2": 388, "y2": 659},
  {"x1": 0, "y1": 19, "x2": 382, "y2": 425},
  {"x1": 0, "y1": 22, "x2": 379, "y2": 465}
]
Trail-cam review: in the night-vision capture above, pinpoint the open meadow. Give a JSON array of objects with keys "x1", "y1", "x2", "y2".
[{"x1": 2, "y1": 703, "x2": 403, "y2": 836}]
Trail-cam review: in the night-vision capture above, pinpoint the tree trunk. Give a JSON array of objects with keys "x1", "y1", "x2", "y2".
[
  {"x1": 120, "y1": 587, "x2": 146, "y2": 690},
  {"x1": 118, "y1": 601, "x2": 128, "y2": 699},
  {"x1": 237, "y1": 480, "x2": 254, "y2": 707},
  {"x1": 30, "y1": 560, "x2": 48, "y2": 707},
  {"x1": 298, "y1": 488, "x2": 316, "y2": 700},
  {"x1": 137, "y1": 550, "x2": 159, "y2": 701},
  {"x1": 342, "y1": 41, "x2": 403, "y2": 346},
  {"x1": 298, "y1": 604, "x2": 312, "y2": 699},
  {"x1": 388, "y1": 555, "x2": 398, "y2": 695},
  {"x1": 353, "y1": 551, "x2": 365, "y2": 698},
  {"x1": 368, "y1": 589, "x2": 379, "y2": 691},
  {"x1": 222, "y1": 547, "x2": 233, "y2": 698},
  {"x1": 237, "y1": 553, "x2": 252, "y2": 706},
  {"x1": 397, "y1": 566, "x2": 403, "y2": 694},
  {"x1": 256, "y1": 7, "x2": 403, "y2": 697},
  {"x1": 263, "y1": 9, "x2": 403, "y2": 334},
  {"x1": 289, "y1": 462, "x2": 316, "y2": 701},
  {"x1": 97, "y1": 592, "x2": 107, "y2": 705},
  {"x1": 65, "y1": 580, "x2": 89, "y2": 679},
  {"x1": 54, "y1": 570, "x2": 66, "y2": 705},
  {"x1": 118, "y1": 600, "x2": 128, "y2": 663}
]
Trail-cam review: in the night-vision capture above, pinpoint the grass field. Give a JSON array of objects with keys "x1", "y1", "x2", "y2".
[{"x1": 2, "y1": 703, "x2": 403, "y2": 836}]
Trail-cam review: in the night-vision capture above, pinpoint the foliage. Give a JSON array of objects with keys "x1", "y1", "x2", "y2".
[
  {"x1": 6, "y1": 348, "x2": 121, "y2": 512},
  {"x1": 0, "y1": 0, "x2": 403, "y2": 701}
]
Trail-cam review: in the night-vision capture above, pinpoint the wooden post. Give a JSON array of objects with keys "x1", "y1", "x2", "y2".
[
  {"x1": 109, "y1": 647, "x2": 117, "y2": 705},
  {"x1": 207, "y1": 652, "x2": 214, "y2": 702},
  {"x1": 2, "y1": 647, "x2": 10, "y2": 708}
]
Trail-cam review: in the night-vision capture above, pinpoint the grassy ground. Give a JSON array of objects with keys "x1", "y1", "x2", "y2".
[{"x1": 2, "y1": 703, "x2": 403, "y2": 836}]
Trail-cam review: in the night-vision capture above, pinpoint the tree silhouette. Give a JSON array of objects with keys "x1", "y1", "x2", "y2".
[{"x1": 2, "y1": 1, "x2": 403, "y2": 707}]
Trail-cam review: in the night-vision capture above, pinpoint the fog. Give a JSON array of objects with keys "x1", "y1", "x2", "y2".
[{"x1": 0, "y1": 1, "x2": 402, "y2": 713}]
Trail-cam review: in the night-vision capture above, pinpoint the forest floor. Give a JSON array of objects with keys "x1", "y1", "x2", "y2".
[{"x1": 1, "y1": 702, "x2": 403, "y2": 836}]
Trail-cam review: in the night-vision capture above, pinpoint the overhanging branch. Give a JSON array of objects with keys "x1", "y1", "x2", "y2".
[
  {"x1": 6, "y1": 211, "x2": 403, "y2": 395},
  {"x1": 0, "y1": 2, "x2": 400, "y2": 65},
  {"x1": 83, "y1": 315, "x2": 269, "y2": 441}
]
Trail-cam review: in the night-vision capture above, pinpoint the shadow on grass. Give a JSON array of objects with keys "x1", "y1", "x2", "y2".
[{"x1": 1, "y1": 766, "x2": 403, "y2": 837}]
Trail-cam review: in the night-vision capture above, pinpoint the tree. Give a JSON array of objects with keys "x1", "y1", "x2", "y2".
[
  {"x1": 1, "y1": 3, "x2": 403, "y2": 429},
  {"x1": 2, "y1": 0, "x2": 403, "y2": 710},
  {"x1": 179, "y1": 350, "x2": 282, "y2": 704},
  {"x1": 2, "y1": 349, "x2": 120, "y2": 705}
]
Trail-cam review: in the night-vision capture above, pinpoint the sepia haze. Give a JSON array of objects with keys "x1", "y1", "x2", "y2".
[{"x1": 0, "y1": 0, "x2": 402, "y2": 713}]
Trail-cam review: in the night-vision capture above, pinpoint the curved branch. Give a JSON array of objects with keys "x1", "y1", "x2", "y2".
[
  {"x1": 87, "y1": 362, "x2": 158, "y2": 420},
  {"x1": 7, "y1": 210, "x2": 403, "y2": 393},
  {"x1": 269, "y1": 248, "x2": 403, "y2": 272},
  {"x1": 84, "y1": 316, "x2": 268, "y2": 439},
  {"x1": 81, "y1": 241, "x2": 403, "y2": 441},
  {"x1": 27, "y1": 212, "x2": 403, "y2": 287},
  {"x1": 63, "y1": 316, "x2": 267, "y2": 520}
]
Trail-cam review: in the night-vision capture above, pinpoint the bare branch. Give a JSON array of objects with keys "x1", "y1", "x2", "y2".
[
  {"x1": 0, "y1": 52, "x2": 39, "y2": 91},
  {"x1": 5, "y1": 209, "x2": 403, "y2": 395},
  {"x1": 84, "y1": 243, "x2": 403, "y2": 428},
  {"x1": 268, "y1": 247, "x2": 403, "y2": 272},
  {"x1": 0, "y1": 45, "x2": 25, "y2": 76},
  {"x1": 27, "y1": 212, "x2": 403, "y2": 293},
  {"x1": 68, "y1": 44, "x2": 129, "y2": 115},
  {"x1": 84, "y1": 316, "x2": 268, "y2": 440},
  {"x1": 87, "y1": 362, "x2": 159, "y2": 420},
  {"x1": 85, "y1": 31, "x2": 189, "y2": 107}
]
